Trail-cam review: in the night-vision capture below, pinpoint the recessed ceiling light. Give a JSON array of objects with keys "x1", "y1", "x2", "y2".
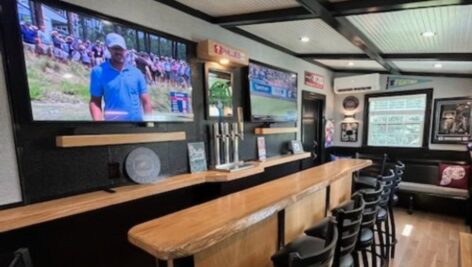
[
  {"x1": 434, "y1": 63, "x2": 443, "y2": 68},
  {"x1": 300, "y1": 36, "x2": 310, "y2": 43},
  {"x1": 347, "y1": 61, "x2": 355, "y2": 67},
  {"x1": 219, "y1": 58, "x2": 229, "y2": 65},
  {"x1": 421, "y1": 31, "x2": 436, "y2": 38}
]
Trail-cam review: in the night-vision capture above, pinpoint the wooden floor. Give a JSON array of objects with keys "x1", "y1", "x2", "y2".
[{"x1": 387, "y1": 208, "x2": 470, "y2": 267}]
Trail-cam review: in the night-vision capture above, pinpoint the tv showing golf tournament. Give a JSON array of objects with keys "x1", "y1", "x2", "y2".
[
  {"x1": 248, "y1": 61, "x2": 298, "y2": 122},
  {"x1": 16, "y1": 0, "x2": 193, "y2": 122}
]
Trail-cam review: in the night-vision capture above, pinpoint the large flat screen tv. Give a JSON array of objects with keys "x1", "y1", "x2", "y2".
[
  {"x1": 248, "y1": 61, "x2": 298, "y2": 122},
  {"x1": 14, "y1": 0, "x2": 193, "y2": 122}
]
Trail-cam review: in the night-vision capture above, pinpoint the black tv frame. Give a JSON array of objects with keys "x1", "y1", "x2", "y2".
[
  {"x1": 0, "y1": 0, "x2": 196, "y2": 126},
  {"x1": 247, "y1": 59, "x2": 298, "y2": 123}
]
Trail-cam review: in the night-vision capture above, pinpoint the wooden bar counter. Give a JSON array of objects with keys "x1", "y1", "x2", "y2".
[{"x1": 128, "y1": 159, "x2": 371, "y2": 267}]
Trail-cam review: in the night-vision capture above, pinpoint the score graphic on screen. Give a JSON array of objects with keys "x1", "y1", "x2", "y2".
[{"x1": 248, "y1": 61, "x2": 298, "y2": 122}]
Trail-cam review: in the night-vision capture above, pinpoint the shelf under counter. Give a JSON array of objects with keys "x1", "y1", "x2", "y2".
[{"x1": 0, "y1": 153, "x2": 311, "y2": 233}]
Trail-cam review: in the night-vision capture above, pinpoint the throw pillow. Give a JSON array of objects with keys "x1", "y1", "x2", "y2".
[{"x1": 438, "y1": 163, "x2": 470, "y2": 189}]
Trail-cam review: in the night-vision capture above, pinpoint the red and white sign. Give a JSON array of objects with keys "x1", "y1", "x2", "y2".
[
  {"x1": 198, "y1": 40, "x2": 249, "y2": 66},
  {"x1": 304, "y1": 71, "x2": 324, "y2": 89}
]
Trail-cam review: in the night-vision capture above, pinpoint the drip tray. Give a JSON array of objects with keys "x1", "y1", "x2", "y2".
[{"x1": 213, "y1": 162, "x2": 256, "y2": 173}]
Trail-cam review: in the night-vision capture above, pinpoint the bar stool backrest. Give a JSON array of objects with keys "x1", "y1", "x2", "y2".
[
  {"x1": 331, "y1": 193, "x2": 365, "y2": 262},
  {"x1": 378, "y1": 169, "x2": 396, "y2": 207},
  {"x1": 289, "y1": 219, "x2": 338, "y2": 267},
  {"x1": 7, "y1": 249, "x2": 33, "y2": 267},
  {"x1": 357, "y1": 181, "x2": 383, "y2": 228},
  {"x1": 356, "y1": 153, "x2": 388, "y2": 177}
]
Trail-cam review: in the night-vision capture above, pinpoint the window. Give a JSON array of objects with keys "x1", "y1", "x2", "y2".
[{"x1": 366, "y1": 92, "x2": 430, "y2": 148}]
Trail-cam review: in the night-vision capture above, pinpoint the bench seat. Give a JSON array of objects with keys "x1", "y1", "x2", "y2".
[{"x1": 399, "y1": 181, "x2": 469, "y2": 200}]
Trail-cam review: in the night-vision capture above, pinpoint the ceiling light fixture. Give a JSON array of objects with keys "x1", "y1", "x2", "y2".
[
  {"x1": 347, "y1": 61, "x2": 355, "y2": 67},
  {"x1": 434, "y1": 63, "x2": 443, "y2": 69},
  {"x1": 219, "y1": 58, "x2": 229, "y2": 65},
  {"x1": 421, "y1": 31, "x2": 436, "y2": 38},
  {"x1": 300, "y1": 36, "x2": 310, "y2": 43}
]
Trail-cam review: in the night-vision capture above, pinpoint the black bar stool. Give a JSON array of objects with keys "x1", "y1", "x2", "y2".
[
  {"x1": 355, "y1": 153, "x2": 388, "y2": 178},
  {"x1": 7, "y1": 248, "x2": 33, "y2": 267},
  {"x1": 330, "y1": 193, "x2": 365, "y2": 267},
  {"x1": 389, "y1": 161, "x2": 405, "y2": 260},
  {"x1": 354, "y1": 180, "x2": 384, "y2": 267},
  {"x1": 271, "y1": 217, "x2": 338, "y2": 267},
  {"x1": 374, "y1": 169, "x2": 396, "y2": 262}
]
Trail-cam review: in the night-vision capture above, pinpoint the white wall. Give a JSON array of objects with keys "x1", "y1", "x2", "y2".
[
  {"x1": 0, "y1": 51, "x2": 22, "y2": 206},
  {"x1": 332, "y1": 74, "x2": 472, "y2": 151}
]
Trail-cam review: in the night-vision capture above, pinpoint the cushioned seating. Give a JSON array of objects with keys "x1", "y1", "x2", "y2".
[
  {"x1": 358, "y1": 228, "x2": 373, "y2": 244},
  {"x1": 271, "y1": 236, "x2": 326, "y2": 267},
  {"x1": 272, "y1": 218, "x2": 338, "y2": 267},
  {"x1": 392, "y1": 194, "x2": 399, "y2": 205},
  {"x1": 399, "y1": 181, "x2": 469, "y2": 199},
  {"x1": 339, "y1": 254, "x2": 354, "y2": 267},
  {"x1": 377, "y1": 208, "x2": 387, "y2": 221}
]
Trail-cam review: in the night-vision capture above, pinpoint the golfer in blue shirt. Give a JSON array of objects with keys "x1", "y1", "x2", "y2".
[{"x1": 89, "y1": 33, "x2": 152, "y2": 121}]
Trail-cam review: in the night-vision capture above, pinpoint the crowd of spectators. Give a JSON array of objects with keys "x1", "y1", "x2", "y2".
[{"x1": 20, "y1": 21, "x2": 191, "y2": 88}]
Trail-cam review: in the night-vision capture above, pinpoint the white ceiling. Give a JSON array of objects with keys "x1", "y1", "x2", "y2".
[
  {"x1": 348, "y1": 5, "x2": 472, "y2": 53},
  {"x1": 175, "y1": 0, "x2": 300, "y2": 17},
  {"x1": 315, "y1": 59, "x2": 386, "y2": 71},
  {"x1": 392, "y1": 61, "x2": 472, "y2": 74},
  {"x1": 240, "y1": 19, "x2": 364, "y2": 54}
]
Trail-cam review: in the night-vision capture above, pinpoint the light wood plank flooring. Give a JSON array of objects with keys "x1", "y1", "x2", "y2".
[{"x1": 388, "y1": 208, "x2": 470, "y2": 267}]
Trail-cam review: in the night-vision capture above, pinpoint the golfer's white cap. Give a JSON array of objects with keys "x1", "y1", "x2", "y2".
[{"x1": 106, "y1": 33, "x2": 126, "y2": 49}]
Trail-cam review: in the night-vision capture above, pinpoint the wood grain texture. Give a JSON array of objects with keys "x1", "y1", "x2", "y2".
[
  {"x1": 254, "y1": 127, "x2": 298, "y2": 135},
  {"x1": 0, "y1": 172, "x2": 207, "y2": 233},
  {"x1": 284, "y1": 188, "x2": 326, "y2": 244},
  {"x1": 128, "y1": 159, "x2": 371, "y2": 260},
  {"x1": 56, "y1": 132, "x2": 186, "y2": 148},
  {"x1": 205, "y1": 153, "x2": 311, "y2": 182},
  {"x1": 389, "y1": 208, "x2": 470, "y2": 267},
  {"x1": 460, "y1": 232, "x2": 472, "y2": 267},
  {"x1": 0, "y1": 153, "x2": 321, "y2": 233},
  {"x1": 257, "y1": 152, "x2": 311, "y2": 168},
  {"x1": 329, "y1": 174, "x2": 352, "y2": 211},
  {"x1": 194, "y1": 215, "x2": 277, "y2": 267}
]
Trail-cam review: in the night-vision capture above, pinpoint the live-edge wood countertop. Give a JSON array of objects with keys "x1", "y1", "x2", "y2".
[
  {"x1": 128, "y1": 159, "x2": 371, "y2": 260},
  {"x1": 0, "y1": 153, "x2": 311, "y2": 233}
]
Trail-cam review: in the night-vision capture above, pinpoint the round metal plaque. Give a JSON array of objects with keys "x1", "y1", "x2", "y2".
[
  {"x1": 125, "y1": 147, "x2": 161, "y2": 184},
  {"x1": 343, "y1": 96, "x2": 360, "y2": 111}
]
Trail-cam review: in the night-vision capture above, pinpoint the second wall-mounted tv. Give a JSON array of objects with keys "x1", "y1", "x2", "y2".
[
  {"x1": 14, "y1": 0, "x2": 193, "y2": 122},
  {"x1": 248, "y1": 61, "x2": 298, "y2": 122}
]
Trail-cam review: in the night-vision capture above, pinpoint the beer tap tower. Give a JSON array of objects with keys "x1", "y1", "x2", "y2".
[{"x1": 212, "y1": 107, "x2": 253, "y2": 172}]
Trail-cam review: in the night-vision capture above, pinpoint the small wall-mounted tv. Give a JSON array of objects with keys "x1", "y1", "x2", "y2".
[
  {"x1": 13, "y1": 0, "x2": 193, "y2": 122},
  {"x1": 248, "y1": 61, "x2": 298, "y2": 122}
]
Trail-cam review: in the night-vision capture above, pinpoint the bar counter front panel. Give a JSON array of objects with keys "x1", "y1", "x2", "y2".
[{"x1": 129, "y1": 159, "x2": 371, "y2": 267}]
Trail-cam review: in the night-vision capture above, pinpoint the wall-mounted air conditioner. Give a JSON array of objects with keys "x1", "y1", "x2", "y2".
[{"x1": 333, "y1": 73, "x2": 381, "y2": 94}]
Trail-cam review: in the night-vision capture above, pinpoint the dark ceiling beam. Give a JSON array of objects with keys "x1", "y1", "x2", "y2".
[
  {"x1": 216, "y1": 7, "x2": 316, "y2": 27},
  {"x1": 334, "y1": 69, "x2": 472, "y2": 79},
  {"x1": 214, "y1": 0, "x2": 472, "y2": 27},
  {"x1": 331, "y1": 0, "x2": 472, "y2": 17},
  {"x1": 298, "y1": 53, "x2": 472, "y2": 61},
  {"x1": 296, "y1": 0, "x2": 401, "y2": 75},
  {"x1": 298, "y1": 54, "x2": 370, "y2": 60},
  {"x1": 383, "y1": 53, "x2": 472, "y2": 61}
]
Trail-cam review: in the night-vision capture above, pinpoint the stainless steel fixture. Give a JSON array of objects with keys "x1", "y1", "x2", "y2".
[{"x1": 212, "y1": 107, "x2": 254, "y2": 172}]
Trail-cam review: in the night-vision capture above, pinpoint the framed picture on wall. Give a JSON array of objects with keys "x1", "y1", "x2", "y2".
[
  {"x1": 205, "y1": 65, "x2": 234, "y2": 118},
  {"x1": 341, "y1": 122, "x2": 359, "y2": 142},
  {"x1": 432, "y1": 97, "x2": 472, "y2": 144}
]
